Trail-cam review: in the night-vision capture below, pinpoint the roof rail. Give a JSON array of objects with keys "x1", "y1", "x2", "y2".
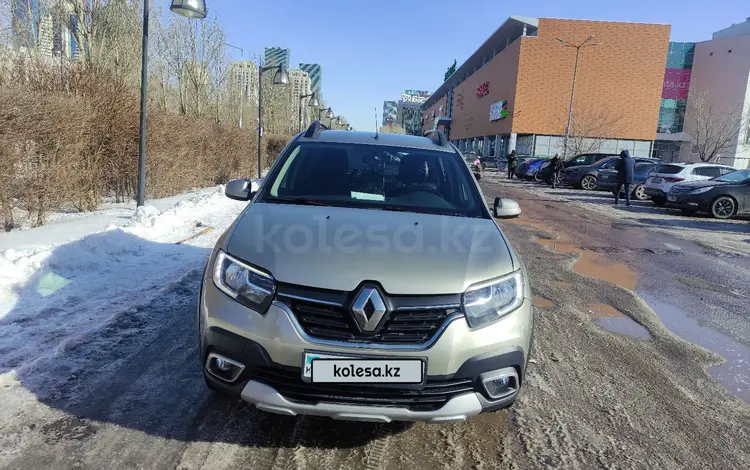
[
  {"x1": 304, "y1": 120, "x2": 329, "y2": 138},
  {"x1": 423, "y1": 129, "x2": 448, "y2": 147}
]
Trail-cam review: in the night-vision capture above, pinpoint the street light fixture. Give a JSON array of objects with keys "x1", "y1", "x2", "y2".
[
  {"x1": 137, "y1": 0, "x2": 208, "y2": 207},
  {"x1": 170, "y1": 0, "x2": 207, "y2": 19},
  {"x1": 555, "y1": 35, "x2": 602, "y2": 158},
  {"x1": 318, "y1": 107, "x2": 334, "y2": 120},
  {"x1": 257, "y1": 62, "x2": 290, "y2": 178},
  {"x1": 298, "y1": 91, "x2": 319, "y2": 132}
]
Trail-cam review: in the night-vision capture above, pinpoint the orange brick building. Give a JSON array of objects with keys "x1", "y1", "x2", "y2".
[{"x1": 421, "y1": 16, "x2": 670, "y2": 158}]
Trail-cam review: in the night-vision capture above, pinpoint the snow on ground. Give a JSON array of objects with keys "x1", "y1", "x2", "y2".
[{"x1": 0, "y1": 183, "x2": 252, "y2": 389}]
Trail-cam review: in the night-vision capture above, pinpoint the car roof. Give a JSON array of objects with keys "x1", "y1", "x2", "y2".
[{"x1": 296, "y1": 129, "x2": 455, "y2": 153}]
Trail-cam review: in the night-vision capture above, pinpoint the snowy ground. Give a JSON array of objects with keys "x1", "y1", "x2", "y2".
[{"x1": 0, "y1": 184, "x2": 251, "y2": 389}]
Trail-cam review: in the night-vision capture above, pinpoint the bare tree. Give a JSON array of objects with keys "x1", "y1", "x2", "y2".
[
  {"x1": 563, "y1": 108, "x2": 623, "y2": 156},
  {"x1": 684, "y1": 88, "x2": 750, "y2": 162}
]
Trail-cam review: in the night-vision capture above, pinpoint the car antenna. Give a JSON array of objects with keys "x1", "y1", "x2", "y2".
[{"x1": 374, "y1": 107, "x2": 379, "y2": 139}]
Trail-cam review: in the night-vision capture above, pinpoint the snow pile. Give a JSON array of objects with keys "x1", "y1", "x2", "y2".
[{"x1": 0, "y1": 182, "x2": 252, "y2": 378}]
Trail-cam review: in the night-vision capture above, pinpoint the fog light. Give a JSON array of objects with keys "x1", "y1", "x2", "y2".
[
  {"x1": 205, "y1": 353, "x2": 245, "y2": 383},
  {"x1": 481, "y1": 368, "x2": 519, "y2": 400},
  {"x1": 215, "y1": 358, "x2": 232, "y2": 371}
]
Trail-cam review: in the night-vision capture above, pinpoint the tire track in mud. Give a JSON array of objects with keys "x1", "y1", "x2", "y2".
[
  {"x1": 269, "y1": 416, "x2": 312, "y2": 470},
  {"x1": 363, "y1": 424, "x2": 392, "y2": 470}
]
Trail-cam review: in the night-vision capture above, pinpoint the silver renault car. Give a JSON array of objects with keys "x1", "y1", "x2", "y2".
[{"x1": 198, "y1": 122, "x2": 533, "y2": 423}]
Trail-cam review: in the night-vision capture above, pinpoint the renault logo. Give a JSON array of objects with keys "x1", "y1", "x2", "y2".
[{"x1": 351, "y1": 287, "x2": 387, "y2": 332}]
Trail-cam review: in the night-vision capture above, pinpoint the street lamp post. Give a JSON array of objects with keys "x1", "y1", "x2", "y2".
[
  {"x1": 318, "y1": 107, "x2": 334, "y2": 123},
  {"x1": 257, "y1": 63, "x2": 289, "y2": 179},
  {"x1": 299, "y1": 92, "x2": 320, "y2": 132},
  {"x1": 137, "y1": 0, "x2": 207, "y2": 207},
  {"x1": 556, "y1": 35, "x2": 602, "y2": 158}
]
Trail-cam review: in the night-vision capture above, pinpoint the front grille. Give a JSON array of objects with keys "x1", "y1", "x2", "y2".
[
  {"x1": 288, "y1": 298, "x2": 458, "y2": 345},
  {"x1": 252, "y1": 366, "x2": 475, "y2": 412}
]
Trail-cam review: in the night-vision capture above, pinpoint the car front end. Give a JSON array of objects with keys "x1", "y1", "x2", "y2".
[{"x1": 198, "y1": 129, "x2": 534, "y2": 423}]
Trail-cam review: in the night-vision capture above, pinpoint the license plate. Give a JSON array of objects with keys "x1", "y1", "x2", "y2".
[
  {"x1": 668, "y1": 196, "x2": 677, "y2": 202},
  {"x1": 303, "y1": 352, "x2": 423, "y2": 384},
  {"x1": 652, "y1": 178, "x2": 663, "y2": 183}
]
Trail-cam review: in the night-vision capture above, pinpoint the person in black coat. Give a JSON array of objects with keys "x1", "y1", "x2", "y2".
[
  {"x1": 547, "y1": 153, "x2": 562, "y2": 188},
  {"x1": 614, "y1": 150, "x2": 635, "y2": 206},
  {"x1": 507, "y1": 150, "x2": 517, "y2": 179}
]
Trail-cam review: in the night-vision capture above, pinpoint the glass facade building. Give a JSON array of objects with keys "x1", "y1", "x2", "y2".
[{"x1": 657, "y1": 42, "x2": 695, "y2": 134}]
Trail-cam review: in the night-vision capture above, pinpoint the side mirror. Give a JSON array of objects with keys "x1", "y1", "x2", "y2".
[
  {"x1": 225, "y1": 179, "x2": 254, "y2": 201},
  {"x1": 493, "y1": 196, "x2": 521, "y2": 219}
]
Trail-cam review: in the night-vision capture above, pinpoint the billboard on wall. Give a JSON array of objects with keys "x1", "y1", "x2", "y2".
[
  {"x1": 401, "y1": 90, "x2": 431, "y2": 104},
  {"x1": 490, "y1": 100, "x2": 508, "y2": 121},
  {"x1": 663, "y1": 68, "x2": 692, "y2": 100}
]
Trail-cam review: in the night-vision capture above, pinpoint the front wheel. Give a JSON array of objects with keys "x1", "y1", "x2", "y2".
[
  {"x1": 631, "y1": 184, "x2": 648, "y2": 201},
  {"x1": 710, "y1": 196, "x2": 736, "y2": 219},
  {"x1": 581, "y1": 175, "x2": 597, "y2": 190}
]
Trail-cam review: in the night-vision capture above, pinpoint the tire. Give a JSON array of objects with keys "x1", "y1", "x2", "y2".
[
  {"x1": 534, "y1": 171, "x2": 542, "y2": 182},
  {"x1": 612, "y1": 191, "x2": 618, "y2": 196},
  {"x1": 581, "y1": 175, "x2": 597, "y2": 190},
  {"x1": 481, "y1": 162, "x2": 487, "y2": 170},
  {"x1": 652, "y1": 196, "x2": 666, "y2": 206},
  {"x1": 631, "y1": 184, "x2": 648, "y2": 201},
  {"x1": 710, "y1": 196, "x2": 736, "y2": 219}
]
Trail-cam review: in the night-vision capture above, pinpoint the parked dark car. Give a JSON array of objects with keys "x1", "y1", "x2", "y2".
[
  {"x1": 512, "y1": 155, "x2": 536, "y2": 178},
  {"x1": 563, "y1": 156, "x2": 660, "y2": 190},
  {"x1": 523, "y1": 158, "x2": 552, "y2": 180},
  {"x1": 670, "y1": 169, "x2": 750, "y2": 219},
  {"x1": 597, "y1": 162, "x2": 659, "y2": 200},
  {"x1": 539, "y1": 152, "x2": 617, "y2": 183}
]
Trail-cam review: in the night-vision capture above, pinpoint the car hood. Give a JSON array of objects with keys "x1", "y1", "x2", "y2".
[{"x1": 225, "y1": 203, "x2": 515, "y2": 295}]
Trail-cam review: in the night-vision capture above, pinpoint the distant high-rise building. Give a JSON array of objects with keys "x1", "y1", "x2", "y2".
[
  {"x1": 228, "y1": 61, "x2": 259, "y2": 103},
  {"x1": 12, "y1": 0, "x2": 53, "y2": 56},
  {"x1": 382, "y1": 101, "x2": 397, "y2": 125},
  {"x1": 289, "y1": 69, "x2": 311, "y2": 99},
  {"x1": 264, "y1": 47, "x2": 290, "y2": 69},
  {"x1": 299, "y1": 63, "x2": 322, "y2": 93},
  {"x1": 180, "y1": 60, "x2": 210, "y2": 88}
]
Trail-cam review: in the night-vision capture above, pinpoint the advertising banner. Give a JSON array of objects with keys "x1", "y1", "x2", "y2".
[
  {"x1": 401, "y1": 90, "x2": 431, "y2": 104},
  {"x1": 490, "y1": 100, "x2": 508, "y2": 121},
  {"x1": 662, "y1": 68, "x2": 692, "y2": 100}
]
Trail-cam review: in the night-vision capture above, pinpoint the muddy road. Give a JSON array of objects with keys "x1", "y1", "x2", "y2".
[{"x1": 1, "y1": 177, "x2": 749, "y2": 470}]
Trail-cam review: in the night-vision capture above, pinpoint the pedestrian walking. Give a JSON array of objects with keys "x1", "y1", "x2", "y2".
[
  {"x1": 548, "y1": 153, "x2": 563, "y2": 188},
  {"x1": 507, "y1": 150, "x2": 517, "y2": 179},
  {"x1": 614, "y1": 150, "x2": 635, "y2": 206}
]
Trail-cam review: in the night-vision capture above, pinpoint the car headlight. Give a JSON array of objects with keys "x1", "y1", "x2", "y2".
[
  {"x1": 213, "y1": 250, "x2": 276, "y2": 313},
  {"x1": 462, "y1": 271, "x2": 525, "y2": 329},
  {"x1": 688, "y1": 186, "x2": 713, "y2": 195}
]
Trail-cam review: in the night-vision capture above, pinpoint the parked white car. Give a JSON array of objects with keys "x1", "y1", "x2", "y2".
[{"x1": 644, "y1": 163, "x2": 735, "y2": 205}]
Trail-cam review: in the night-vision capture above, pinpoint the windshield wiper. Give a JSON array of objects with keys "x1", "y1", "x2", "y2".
[{"x1": 265, "y1": 196, "x2": 333, "y2": 206}]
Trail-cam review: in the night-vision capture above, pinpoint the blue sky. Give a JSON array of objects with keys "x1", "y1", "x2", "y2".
[{"x1": 213, "y1": 0, "x2": 748, "y2": 132}]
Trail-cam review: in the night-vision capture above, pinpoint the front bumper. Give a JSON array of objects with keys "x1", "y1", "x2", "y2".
[
  {"x1": 199, "y1": 276, "x2": 533, "y2": 422},
  {"x1": 674, "y1": 195, "x2": 710, "y2": 212}
]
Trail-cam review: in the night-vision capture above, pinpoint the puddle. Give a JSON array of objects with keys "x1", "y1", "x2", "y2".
[
  {"x1": 537, "y1": 239, "x2": 639, "y2": 290},
  {"x1": 588, "y1": 303, "x2": 625, "y2": 318},
  {"x1": 640, "y1": 292, "x2": 750, "y2": 403},
  {"x1": 534, "y1": 296, "x2": 554, "y2": 308},
  {"x1": 597, "y1": 317, "x2": 652, "y2": 340}
]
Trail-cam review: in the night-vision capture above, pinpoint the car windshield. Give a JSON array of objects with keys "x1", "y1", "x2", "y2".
[
  {"x1": 260, "y1": 142, "x2": 487, "y2": 218},
  {"x1": 713, "y1": 169, "x2": 750, "y2": 183}
]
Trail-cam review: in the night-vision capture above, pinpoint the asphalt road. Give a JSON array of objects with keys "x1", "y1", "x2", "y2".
[{"x1": 1, "y1": 176, "x2": 749, "y2": 470}]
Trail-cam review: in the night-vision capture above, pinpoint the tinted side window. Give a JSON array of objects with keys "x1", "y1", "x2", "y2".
[
  {"x1": 584, "y1": 155, "x2": 599, "y2": 165},
  {"x1": 692, "y1": 167, "x2": 722, "y2": 178},
  {"x1": 654, "y1": 164, "x2": 684, "y2": 174},
  {"x1": 719, "y1": 167, "x2": 735, "y2": 175},
  {"x1": 600, "y1": 159, "x2": 617, "y2": 169}
]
